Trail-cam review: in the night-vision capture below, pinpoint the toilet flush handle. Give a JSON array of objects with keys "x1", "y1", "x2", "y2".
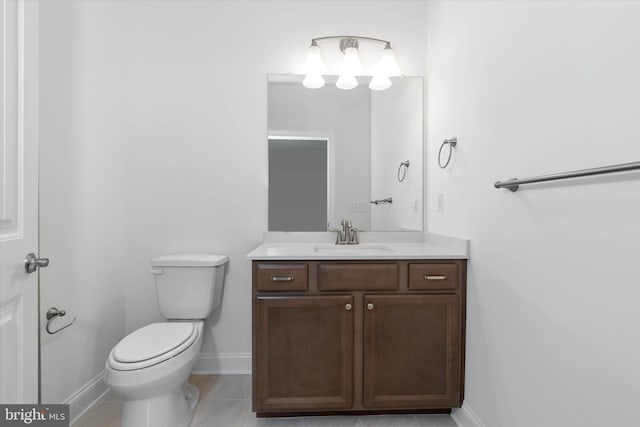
[{"x1": 150, "y1": 268, "x2": 163, "y2": 275}]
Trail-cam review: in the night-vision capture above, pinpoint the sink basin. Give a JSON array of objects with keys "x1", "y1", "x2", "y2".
[{"x1": 313, "y1": 244, "x2": 392, "y2": 255}]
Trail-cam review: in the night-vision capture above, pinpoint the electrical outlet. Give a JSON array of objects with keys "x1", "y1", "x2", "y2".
[
  {"x1": 349, "y1": 201, "x2": 368, "y2": 213},
  {"x1": 437, "y1": 192, "x2": 444, "y2": 212}
]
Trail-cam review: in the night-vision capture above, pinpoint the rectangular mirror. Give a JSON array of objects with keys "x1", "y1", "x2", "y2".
[{"x1": 268, "y1": 74, "x2": 423, "y2": 232}]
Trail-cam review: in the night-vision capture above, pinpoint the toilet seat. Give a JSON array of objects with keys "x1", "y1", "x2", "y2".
[{"x1": 108, "y1": 322, "x2": 199, "y2": 371}]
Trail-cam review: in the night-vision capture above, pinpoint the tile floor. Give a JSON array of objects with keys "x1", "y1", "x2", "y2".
[{"x1": 73, "y1": 375, "x2": 457, "y2": 427}]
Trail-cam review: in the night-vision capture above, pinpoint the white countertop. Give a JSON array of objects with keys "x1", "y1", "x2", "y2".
[{"x1": 246, "y1": 233, "x2": 469, "y2": 260}]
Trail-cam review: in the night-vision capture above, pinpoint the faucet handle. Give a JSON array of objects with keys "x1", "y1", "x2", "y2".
[
  {"x1": 350, "y1": 227, "x2": 365, "y2": 245},
  {"x1": 328, "y1": 227, "x2": 345, "y2": 244}
]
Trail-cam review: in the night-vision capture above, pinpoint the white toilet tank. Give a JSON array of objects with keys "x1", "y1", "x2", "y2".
[{"x1": 151, "y1": 253, "x2": 228, "y2": 320}]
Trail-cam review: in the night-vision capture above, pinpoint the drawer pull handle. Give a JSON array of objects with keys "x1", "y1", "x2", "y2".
[
  {"x1": 271, "y1": 275, "x2": 294, "y2": 282},
  {"x1": 345, "y1": 303, "x2": 353, "y2": 311},
  {"x1": 425, "y1": 275, "x2": 447, "y2": 280},
  {"x1": 367, "y1": 303, "x2": 374, "y2": 311}
]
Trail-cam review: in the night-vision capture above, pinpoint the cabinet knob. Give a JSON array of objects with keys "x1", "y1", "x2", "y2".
[
  {"x1": 367, "y1": 303, "x2": 374, "y2": 311},
  {"x1": 345, "y1": 303, "x2": 352, "y2": 311}
]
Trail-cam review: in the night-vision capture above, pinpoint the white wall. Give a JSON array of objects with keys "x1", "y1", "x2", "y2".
[
  {"x1": 371, "y1": 78, "x2": 423, "y2": 231},
  {"x1": 38, "y1": 0, "x2": 429, "y2": 400},
  {"x1": 39, "y1": 1, "x2": 127, "y2": 407},
  {"x1": 426, "y1": 1, "x2": 640, "y2": 427},
  {"x1": 118, "y1": 0, "x2": 427, "y2": 371}
]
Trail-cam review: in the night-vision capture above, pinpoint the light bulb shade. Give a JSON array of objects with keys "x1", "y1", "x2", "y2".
[
  {"x1": 369, "y1": 75, "x2": 392, "y2": 91},
  {"x1": 304, "y1": 44, "x2": 326, "y2": 74},
  {"x1": 341, "y1": 47, "x2": 363, "y2": 75},
  {"x1": 336, "y1": 74, "x2": 358, "y2": 90},
  {"x1": 375, "y1": 47, "x2": 401, "y2": 77},
  {"x1": 303, "y1": 74, "x2": 325, "y2": 89}
]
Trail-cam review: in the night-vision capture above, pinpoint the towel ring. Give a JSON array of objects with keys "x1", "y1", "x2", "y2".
[
  {"x1": 397, "y1": 160, "x2": 410, "y2": 182},
  {"x1": 438, "y1": 137, "x2": 457, "y2": 169}
]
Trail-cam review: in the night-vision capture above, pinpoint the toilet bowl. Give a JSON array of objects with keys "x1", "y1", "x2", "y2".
[
  {"x1": 104, "y1": 321, "x2": 204, "y2": 427},
  {"x1": 103, "y1": 253, "x2": 227, "y2": 427}
]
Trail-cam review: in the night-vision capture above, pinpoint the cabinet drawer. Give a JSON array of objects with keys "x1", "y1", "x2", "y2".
[
  {"x1": 409, "y1": 263, "x2": 459, "y2": 290},
  {"x1": 319, "y1": 263, "x2": 399, "y2": 291},
  {"x1": 256, "y1": 264, "x2": 308, "y2": 291}
]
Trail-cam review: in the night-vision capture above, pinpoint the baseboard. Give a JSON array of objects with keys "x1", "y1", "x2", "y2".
[
  {"x1": 451, "y1": 403, "x2": 487, "y2": 427},
  {"x1": 63, "y1": 372, "x2": 109, "y2": 425},
  {"x1": 192, "y1": 352, "x2": 252, "y2": 375}
]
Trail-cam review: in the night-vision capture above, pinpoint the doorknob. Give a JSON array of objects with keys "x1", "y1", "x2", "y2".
[{"x1": 24, "y1": 253, "x2": 50, "y2": 274}]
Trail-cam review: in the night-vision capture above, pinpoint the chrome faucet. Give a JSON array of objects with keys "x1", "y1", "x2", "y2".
[
  {"x1": 328, "y1": 221, "x2": 347, "y2": 244},
  {"x1": 329, "y1": 219, "x2": 364, "y2": 245}
]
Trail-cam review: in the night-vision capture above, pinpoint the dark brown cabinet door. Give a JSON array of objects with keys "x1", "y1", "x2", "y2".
[
  {"x1": 363, "y1": 294, "x2": 461, "y2": 409},
  {"x1": 255, "y1": 295, "x2": 354, "y2": 411}
]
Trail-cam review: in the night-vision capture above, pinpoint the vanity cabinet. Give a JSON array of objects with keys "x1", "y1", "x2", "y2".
[{"x1": 252, "y1": 259, "x2": 466, "y2": 416}]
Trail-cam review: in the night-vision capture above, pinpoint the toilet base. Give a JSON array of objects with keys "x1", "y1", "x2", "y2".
[{"x1": 120, "y1": 382, "x2": 200, "y2": 427}]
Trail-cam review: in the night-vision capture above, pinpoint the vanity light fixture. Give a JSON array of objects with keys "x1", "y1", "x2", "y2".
[
  {"x1": 302, "y1": 36, "x2": 401, "y2": 91},
  {"x1": 303, "y1": 40, "x2": 327, "y2": 88}
]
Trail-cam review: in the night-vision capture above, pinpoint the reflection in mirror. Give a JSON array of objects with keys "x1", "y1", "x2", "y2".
[
  {"x1": 268, "y1": 74, "x2": 423, "y2": 232},
  {"x1": 268, "y1": 137, "x2": 328, "y2": 231}
]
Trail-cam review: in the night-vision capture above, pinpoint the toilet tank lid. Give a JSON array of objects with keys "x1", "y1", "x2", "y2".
[{"x1": 151, "y1": 253, "x2": 228, "y2": 267}]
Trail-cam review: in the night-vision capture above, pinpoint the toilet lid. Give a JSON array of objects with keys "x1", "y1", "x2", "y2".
[{"x1": 113, "y1": 322, "x2": 196, "y2": 364}]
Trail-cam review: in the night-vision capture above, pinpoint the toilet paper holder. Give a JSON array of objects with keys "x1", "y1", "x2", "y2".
[{"x1": 46, "y1": 307, "x2": 77, "y2": 334}]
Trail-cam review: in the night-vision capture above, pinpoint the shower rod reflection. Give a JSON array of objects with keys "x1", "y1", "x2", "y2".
[{"x1": 371, "y1": 197, "x2": 393, "y2": 205}]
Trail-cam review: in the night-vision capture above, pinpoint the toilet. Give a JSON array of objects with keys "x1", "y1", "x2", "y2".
[{"x1": 104, "y1": 253, "x2": 227, "y2": 427}]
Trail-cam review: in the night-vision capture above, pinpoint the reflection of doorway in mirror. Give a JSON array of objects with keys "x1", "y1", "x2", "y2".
[{"x1": 268, "y1": 137, "x2": 331, "y2": 231}]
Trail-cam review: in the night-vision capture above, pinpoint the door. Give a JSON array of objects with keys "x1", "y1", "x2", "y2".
[
  {"x1": 0, "y1": 0, "x2": 40, "y2": 404},
  {"x1": 363, "y1": 294, "x2": 461, "y2": 409},
  {"x1": 255, "y1": 295, "x2": 354, "y2": 412}
]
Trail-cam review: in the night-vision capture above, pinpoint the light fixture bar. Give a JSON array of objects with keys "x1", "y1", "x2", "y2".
[{"x1": 311, "y1": 35, "x2": 393, "y2": 47}]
